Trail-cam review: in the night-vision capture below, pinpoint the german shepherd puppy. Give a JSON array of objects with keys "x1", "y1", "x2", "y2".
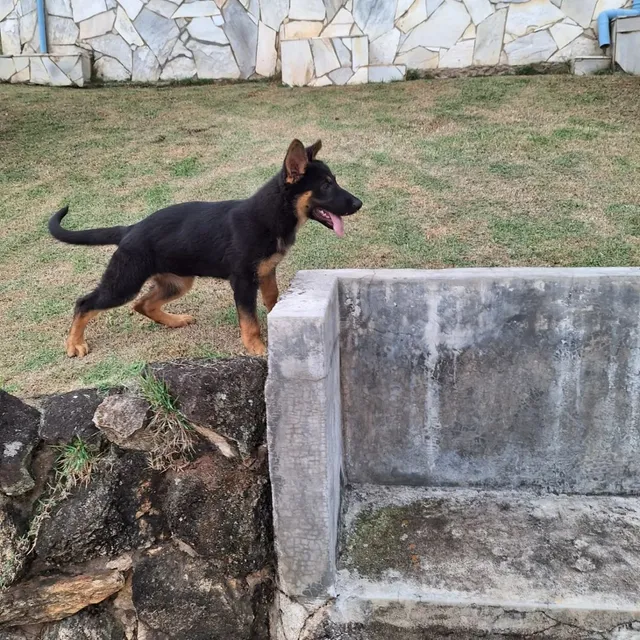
[{"x1": 48, "y1": 139, "x2": 362, "y2": 358}]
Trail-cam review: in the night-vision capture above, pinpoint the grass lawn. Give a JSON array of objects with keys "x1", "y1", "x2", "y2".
[{"x1": 1, "y1": 74, "x2": 640, "y2": 396}]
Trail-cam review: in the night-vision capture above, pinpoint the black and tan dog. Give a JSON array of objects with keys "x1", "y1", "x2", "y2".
[{"x1": 48, "y1": 139, "x2": 362, "y2": 358}]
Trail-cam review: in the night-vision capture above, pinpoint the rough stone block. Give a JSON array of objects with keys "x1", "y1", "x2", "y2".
[
  {"x1": 149, "y1": 357, "x2": 267, "y2": 457},
  {"x1": 0, "y1": 570, "x2": 125, "y2": 627},
  {"x1": 40, "y1": 606, "x2": 126, "y2": 640},
  {"x1": 0, "y1": 390, "x2": 40, "y2": 496},
  {"x1": 39, "y1": 388, "x2": 103, "y2": 444},
  {"x1": 164, "y1": 451, "x2": 271, "y2": 574},
  {"x1": 35, "y1": 452, "x2": 166, "y2": 565},
  {"x1": 93, "y1": 394, "x2": 153, "y2": 451},
  {"x1": 0, "y1": 53, "x2": 91, "y2": 86},
  {"x1": 132, "y1": 546, "x2": 271, "y2": 640}
]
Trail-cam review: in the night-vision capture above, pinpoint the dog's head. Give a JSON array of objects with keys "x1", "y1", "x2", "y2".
[{"x1": 283, "y1": 139, "x2": 362, "y2": 237}]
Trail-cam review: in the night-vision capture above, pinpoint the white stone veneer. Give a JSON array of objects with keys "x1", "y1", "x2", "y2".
[{"x1": 0, "y1": 0, "x2": 633, "y2": 84}]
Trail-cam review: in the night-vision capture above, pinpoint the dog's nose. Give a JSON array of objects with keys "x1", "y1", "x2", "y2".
[{"x1": 351, "y1": 197, "x2": 363, "y2": 212}]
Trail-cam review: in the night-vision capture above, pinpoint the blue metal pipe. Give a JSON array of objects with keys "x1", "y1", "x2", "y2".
[{"x1": 36, "y1": 0, "x2": 47, "y2": 53}]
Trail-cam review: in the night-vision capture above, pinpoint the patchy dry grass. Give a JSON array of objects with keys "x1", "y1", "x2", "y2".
[{"x1": 1, "y1": 75, "x2": 639, "y2": 395}]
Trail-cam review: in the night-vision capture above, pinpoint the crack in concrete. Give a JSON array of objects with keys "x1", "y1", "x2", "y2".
[
  {"x1": 539, "y1": 611, "x2": 640, "y2": 639},
  {"x1": 274, "y1": 594, "x2": 640, "y2": 639},
  {"x1": 298, "y1": 597, "x2": 336, "y2": 640},
  {"x1": 274, "y1": 588, "x2": 335, "y2": 640}
]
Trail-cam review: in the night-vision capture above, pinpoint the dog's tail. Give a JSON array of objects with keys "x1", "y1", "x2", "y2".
[{"x1": 48, "y1": 206, "x2": 129, "y2": 246}]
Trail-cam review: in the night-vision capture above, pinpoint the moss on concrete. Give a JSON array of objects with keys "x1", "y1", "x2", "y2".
[{"x1": 341, "y1": 499, "x2": 446, "y2": 579}]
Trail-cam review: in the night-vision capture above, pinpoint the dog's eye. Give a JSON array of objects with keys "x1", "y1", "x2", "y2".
[{"x1": 321, "y1": 181, "x2": 331, "y2": 191}]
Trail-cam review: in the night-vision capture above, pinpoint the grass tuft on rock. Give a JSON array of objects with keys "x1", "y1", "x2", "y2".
[
  {"x1": 138, "y1": 371, "x2": 196, "y2": 472},
  {"x1": 1, "y1": 437, "x2": 101, "y2": 590}
]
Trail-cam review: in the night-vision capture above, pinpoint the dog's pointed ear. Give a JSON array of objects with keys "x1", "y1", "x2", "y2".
[
  {"x1": 306, "y1": 139, "x2": 322, "y2": 162},
  {"x1": 284, "y1": 139, "x2": 308, "y2": 184}
]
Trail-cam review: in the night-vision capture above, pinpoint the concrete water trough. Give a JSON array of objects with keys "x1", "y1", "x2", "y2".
[{"x1": 266, "y1": 268, "x2": 640, "y2": 640}]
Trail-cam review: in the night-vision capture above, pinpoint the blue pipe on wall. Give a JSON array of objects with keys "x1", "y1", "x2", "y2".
[
  {"x1": 597, "y1": 0, "x2": 640, "y2": 48},
  {"x1": 36, "y1": 0, "x2": 47, "y2": 53}
]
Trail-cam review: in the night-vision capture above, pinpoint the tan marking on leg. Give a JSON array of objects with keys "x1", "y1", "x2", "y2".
[
  {"x1": 257, "y1": 253, "x2": 284, "y2": 279},
  {"x1": 238, "y1": 309, "x2": 266, "y2": 356},
  {"x1": 133, "y1": 274, "x2": 195, "y2": 328},
  {"x1": 259, "y1": 271, "x2": 279, "y2": 312},
  {"x1": 65, "y1": 310, "x2": 99, "y2": 358},
  {"x1": 295, "y1": 190, "x2": 313, "y2": 229}
]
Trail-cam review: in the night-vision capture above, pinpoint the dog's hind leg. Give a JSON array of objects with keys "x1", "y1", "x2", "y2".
[
  {"x1": 66, "y1": 249, "x2": 150, "y2": 357},
  {"x1": 230, "y1": 274, "x2": 265, "y2": 356},
  {"x1": 133, "y1": 274, "x2": 195, "y2": 328}
]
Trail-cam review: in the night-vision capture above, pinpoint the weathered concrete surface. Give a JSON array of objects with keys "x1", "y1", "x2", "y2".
[
  {"x1": 572, "y1": 55, "x2": 611, "y2": 76},
  {"x1": 613, "y1": 16, "x2": 640, "y2": 76},
  {"x1": 338, "y1": 268, "x2": 640, "y2": 494},
  {"x1": 305, "y1": 612, "x2": 640, "y2": 639},
  {"x1": 266, "y1": 268, "x2": 640, "y2": 640},
  {"x1": 340, "y1": 485, "x2": 640, "y2": 609}
]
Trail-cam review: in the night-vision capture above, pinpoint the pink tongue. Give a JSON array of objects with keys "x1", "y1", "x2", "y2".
[{"x1": 329, "y1": 212, "x2": 344, "y2": 237}]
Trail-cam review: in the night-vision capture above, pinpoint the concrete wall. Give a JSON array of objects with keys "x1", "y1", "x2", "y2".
[
  {"x1": 340, "y1": 268, "x2": 640, "y2": 494},
  {"x1": 0, "y1": 0, "x2": 632, "y2": 85},
  {"x1": 266, "y1": 268, "x2": 640, "y2": 602}
]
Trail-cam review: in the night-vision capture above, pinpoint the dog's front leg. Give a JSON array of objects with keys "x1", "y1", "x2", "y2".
[
  {"x1": 231, "y1": 274, "x2": 266, "y2": 356},
  {"x1": 259, "y1": 271, "x2": 279, "y2": 312}
]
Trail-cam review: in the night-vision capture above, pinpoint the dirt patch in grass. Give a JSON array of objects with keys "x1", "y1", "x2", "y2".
[{"x1": 1, "y1": 75, "x2": 640, "y2": 395}]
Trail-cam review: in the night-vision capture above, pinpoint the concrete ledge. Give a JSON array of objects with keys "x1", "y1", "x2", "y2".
[
  {"x1": 572, "y1": 56, "x2": 611, "y2": 76},
  {"x1": 340, "y1": 485, "x2": 640, "y2": 610},
  {"x1": 0, "y1": 54, "x2": 91, "y2": 87},
  {"x1": 266, "y1": 272, "x2": 342, "y2": 599},
  {"x1": 304, "y1": 599, "x2": 640, "y2": 639},
  {"x1": 274, "y1": 485, "x2": 640, "y2": 639}
]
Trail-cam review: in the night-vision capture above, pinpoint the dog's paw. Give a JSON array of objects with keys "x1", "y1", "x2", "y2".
[
  {"x1": 66, "y1": 339, "x2": 90, "y2": 358},
  {"x1": 246, "y1": 340, "x2": 267, "y2": 357},
  {"x1": 167, "y1": 314, "x2": 195, "y2": 328}
]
